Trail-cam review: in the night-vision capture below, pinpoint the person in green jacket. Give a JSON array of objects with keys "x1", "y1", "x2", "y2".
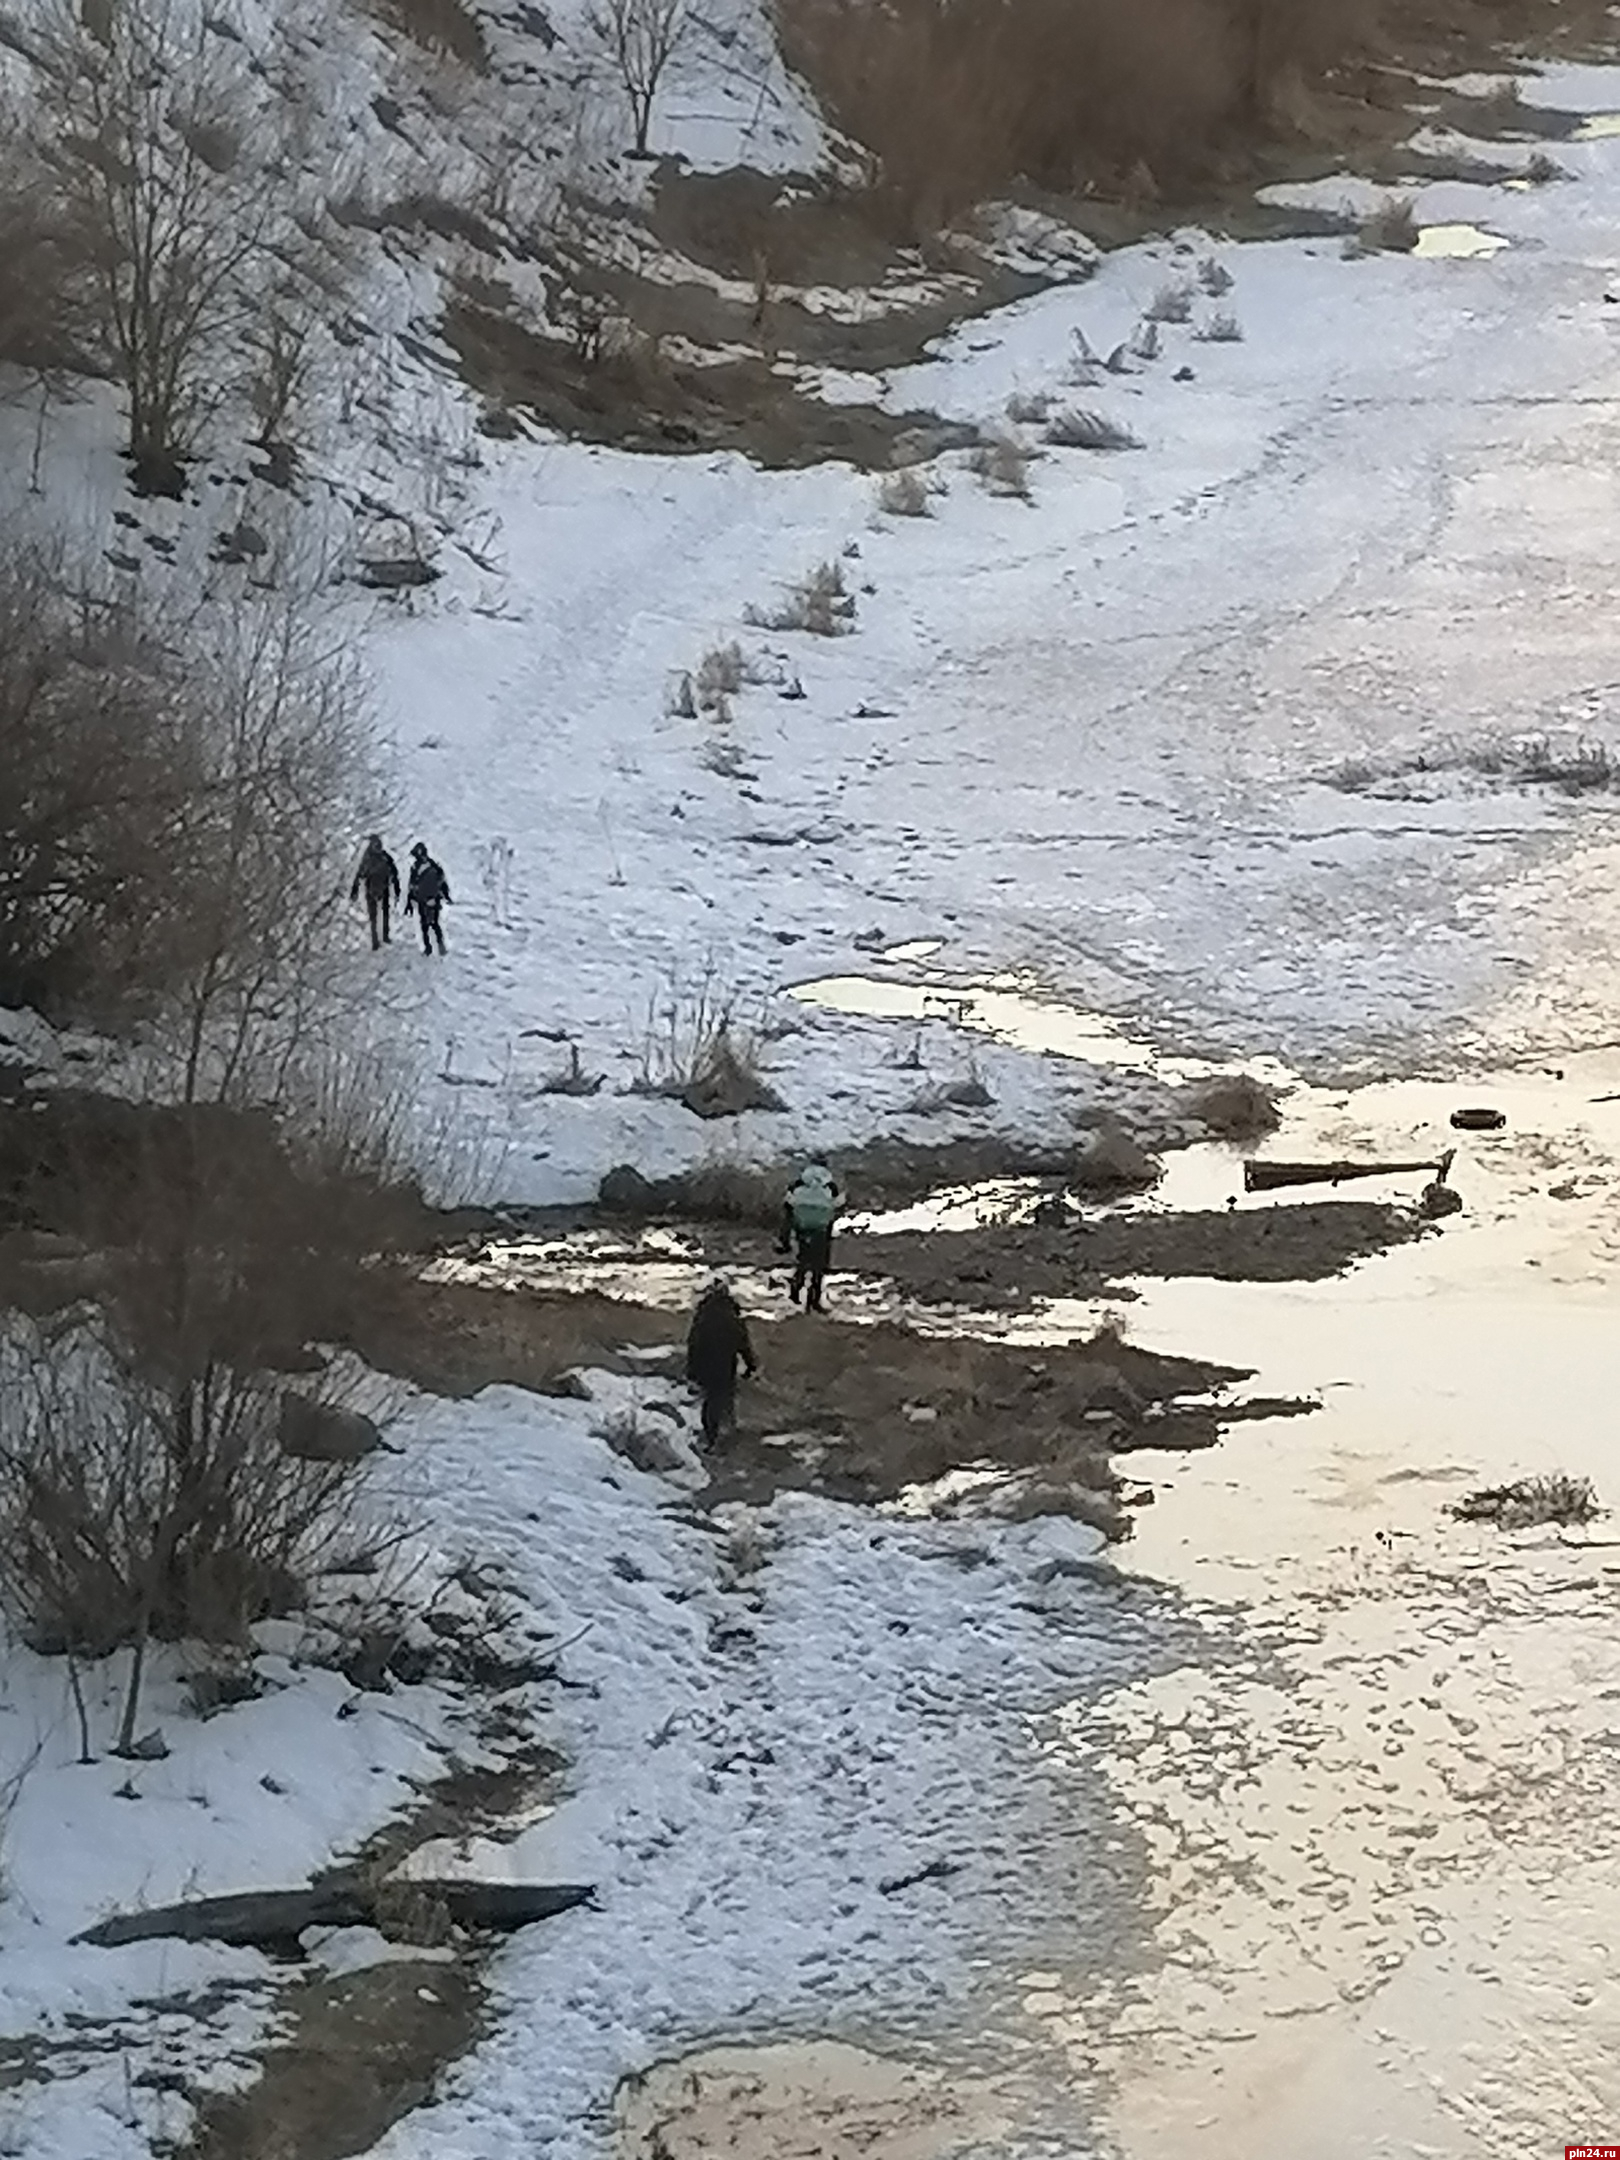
[{"x1": 777, "y1": 1162, "x2": 844, "y2": 1312}]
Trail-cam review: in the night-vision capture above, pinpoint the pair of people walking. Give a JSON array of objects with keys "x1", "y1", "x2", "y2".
[
  {"x1": 351, "y1": 837, "x2": 452, "y2": 955},
  {"x1": 683, "y1": 1162, "x2": 846, "y2": 1447}
]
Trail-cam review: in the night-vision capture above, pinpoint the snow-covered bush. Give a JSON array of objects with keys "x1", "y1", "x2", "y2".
[
  {"x1": 1197, "y1": 255, "x2": 1234, "y2": 295},
  {"x1": 1144, "y1": 280, "x2": 1194, "y2": 324},
  {"x1": 745, "y1": 560, "x2": 858, "y2": 637},
  {"x1": 1005, "y1": 389, "x2": 1056, "y2": 425},
  {"x1": 876, "y1": 466, "x2": 933, "y2": 516},
  {"x1": 1194, "y1": 308, "x2": 1243, "y2": 343},
  {"x1": 699, "y1": 734, "x2": 753, "y2": 779},
  {"x1": 1128, "y1": 318, "x2": 1162, "y2": 361},
  {"x1": 969, "y1": 431, "x2": 1036, "y2": 500},
  {"x1": 1044, "y1": 407, "x2": 1142, "y2": 451}
]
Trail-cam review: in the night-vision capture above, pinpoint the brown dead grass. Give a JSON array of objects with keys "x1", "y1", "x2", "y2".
[{"x1": 774, "y1": 0, "x2": 1372, "y2": 231}]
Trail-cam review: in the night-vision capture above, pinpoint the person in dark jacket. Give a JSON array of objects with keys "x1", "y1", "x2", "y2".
[
  {"x1": 776, "y1": 1162, "x2": 844, "y2": 1313},
  {"x1": 350, "y1": 835, "x2": 400, "y2": 951},
  {"x1": 685, "y1": 1276, "x2": 757, "y2": 1444},
  {"x1": 405, "y1": 841, "x2": 451, "y2": 955}
]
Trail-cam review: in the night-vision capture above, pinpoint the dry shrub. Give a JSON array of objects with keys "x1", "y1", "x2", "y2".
[
  {"x1": 0, "y1": 1086, "x2": 422, "y2": 1370},
  {"x1": 695, "y1": 641, "x2": 746, "y2": 708},
  {"x1": 632, "y1": 970, "x2": 787, "y2": 1117},
  {"x1": 1359, "y1": 195, "x2": 1419, "y2": 253},
  {"x1": 1450, "y1": 1475, "x2": 1599, "y2": 1531},
  {"x1": 0, "y1": 134, "x2": 91, "y2": 373},
  {"x1": 1193, "y1": 308, "x2": 1244, "y2": 342},
  {"x1": 539, "y1": 1044, "x2": 606, "y2": 1096},
  {"x1": 10, "y1": 1345, "x2": 357, "y2": 1648},
  {"x1": 682, "y1": 1029, "x2": 787, "y2": 1119},
  {"x1": 1185, "y1": 1073, "x2": 1281, "y2": 1139},
  {"x1": 877, "y1": 466, "x2": 932, "y2": 516},
  {"x1": 0, "y1": 1320, "x2": 371, "y2": 1662},
  {"x1": 0, "y1": 548, "x2": 206, "y2": 1018},
  {"x1": 665, "y1": 1156, "x2": 787, "y2": 1223},
  {"x1": 1198, "y1": 255, "x2": 1234, "y2": 294},
  {"x1": 666, "y1": 671, "x2": 698, "y2": 719},
  {"x1": 906, "y1": 1074, "x2": 995, "y2": 1115},
  {"x1": 745, "y1": 559, "x2": 857, "y2": 636},
  {"x1": 1004, "y1": 389, "x2": 1056, "y2": 425},
  {"x1": 0, "y1": 540, "x2": 380, "y2": 1069},
  {"x1": 1044, "y1": 407, "x2": 1141, "y2": 451},
  {"x1": 969, "y1": 431, "x2": 1035, "y2": 499},
  {"x1": 1072, "y1": 1121, "x2": 1161, "y2": 1191}
]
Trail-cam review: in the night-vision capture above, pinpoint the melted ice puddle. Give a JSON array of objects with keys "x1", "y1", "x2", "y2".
[
  {"x1": 1415, "y1": 221, "x2": 1512, "y2": 258},
  {"x1": 789, "y1": 966, "x2": 1289, "y2": 1086}
]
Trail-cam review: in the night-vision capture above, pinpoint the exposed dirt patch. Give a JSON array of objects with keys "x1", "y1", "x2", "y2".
[
  {"x1": 352, "y1": 1278, "x2": 675, "y2": 1397},
  {"x1": 349, "y1": 1270, "x2": 1286, "y2": 1519},
  {"x1": 361, "y1": 0, "x2": 488, "y2": 70},
  {"x1": 442, "y1": 294, "x2": 974, "y2": 469},
  {"x1": 177, "y1": 1745, "x2": 568, "y2": 2159},
  {"x1": 699, "y1": 1321, "x2": 1299, "y2": 1513},
  {"x1": 832, "y1": 1199, "x2": 1428, "y2": 1306},
  {"x1": 183, "y1": 1958, "x2": 486, "y2": 2160},
  {"x1": 329, "y1": 1748, "x2": 566, "y2": 1884},
  {"x1": 649, "y1": 167, "x2": 913, "y2": 289}
]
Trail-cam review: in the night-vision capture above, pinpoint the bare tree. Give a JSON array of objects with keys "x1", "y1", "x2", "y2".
[
  {"x1": 161, "y1": 590, "x2": 382, "y2": 1108},
  {"x1": 31, "y1": 0, "x2": 324, "y2": 493},
  {"x1": 591, "y1": 0, "x2": 689, "y2": 155}
]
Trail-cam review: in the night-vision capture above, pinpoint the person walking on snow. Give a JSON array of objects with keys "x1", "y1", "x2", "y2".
[
  {"x1": 350, "y1": 835, "x2": 400, "y2": 951},
  {"x1": 777, "y1": 1162, "x2": 843, "y2": 1313},
  {"x1": 405, "y1": 842, "x2": 451, "y2": 955},
  {"x1": 685, "y1": 1276, "x2": 757, "y2": 1444}
]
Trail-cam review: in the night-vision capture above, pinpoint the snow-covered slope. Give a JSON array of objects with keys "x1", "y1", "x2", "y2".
[
  {"x1": 12, "y1": 22, "x2": 1620, "y2": 1207},
  {"x1": 350, "y1": 97, "x2": 1620, "y2": 1195},
  {"x1": 0, "y1": 1369, "x2": 1172, "y2": 2160}
]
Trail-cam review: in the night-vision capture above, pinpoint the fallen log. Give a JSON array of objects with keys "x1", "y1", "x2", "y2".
[
  {"x1": 1244, "y1": 1150, "x2": 1452, "y2": 1195},
  {"x1": 74, "y1": 1878, "x2": 594, "y2": 1951}
]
